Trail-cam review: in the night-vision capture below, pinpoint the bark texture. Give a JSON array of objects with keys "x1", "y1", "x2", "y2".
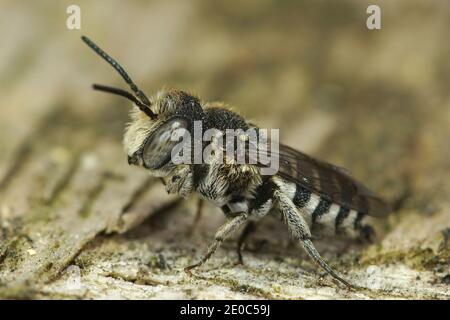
[{"x1": 0, "y1": 0, "x2": 449, "y2": 299}]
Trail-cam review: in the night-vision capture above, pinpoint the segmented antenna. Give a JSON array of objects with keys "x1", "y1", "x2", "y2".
[
  {"x1": 92, "y1": 84, "x2": 156, "y2": 119},
  {"x1": 81, "y1": 35, "x2": 157, "y2": 119}
]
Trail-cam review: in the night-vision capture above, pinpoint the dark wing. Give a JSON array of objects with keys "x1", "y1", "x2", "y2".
[{"x1": 253, "y1": 142, "x2": 391, "y2": 217}]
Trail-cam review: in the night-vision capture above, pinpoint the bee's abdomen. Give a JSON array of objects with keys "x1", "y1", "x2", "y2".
[{"x1": 291, "y1": 183, "x2": 373, "y2": 239}]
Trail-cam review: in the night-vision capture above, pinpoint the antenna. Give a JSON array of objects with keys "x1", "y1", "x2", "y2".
[
  {"x1": 81, "y1": 35, "x2": 157, "y2": 119},
  {"x1": 92, "y1": 84, "x2": 156, "y2": 119}
]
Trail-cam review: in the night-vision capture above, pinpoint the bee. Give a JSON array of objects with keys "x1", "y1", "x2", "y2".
[{"x1": 81, "y1": 36, "x2": 391, "y2": 287}]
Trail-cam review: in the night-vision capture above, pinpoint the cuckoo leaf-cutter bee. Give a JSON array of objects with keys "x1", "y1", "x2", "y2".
[{"x1": 81, "y1": 36, "x2": 391, "y2": 287}]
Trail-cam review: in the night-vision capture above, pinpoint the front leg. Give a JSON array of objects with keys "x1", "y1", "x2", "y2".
[
  {"x1": 185, "y1": 212, "x2": 248, "y2": 272},
  {"x1": 165, "y1": 165, "x2": 193, "y2": 198}
]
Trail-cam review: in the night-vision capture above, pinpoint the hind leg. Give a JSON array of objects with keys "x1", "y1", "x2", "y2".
[
  {"x1": 187, "y1": 198, "x2": 204, "y2": 237},
  {"x1": 357, "y1": 224, "x2": 375, "y2": 243},
  {"x1": 274, "y1": 190, "x2": 351, "y2": 287},
  {"x1": 235, "y1": 221, "x2": 256, "y2": 265}
]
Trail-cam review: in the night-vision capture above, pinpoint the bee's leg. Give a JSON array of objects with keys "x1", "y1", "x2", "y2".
[
  {"x1": 274, "y1": 191, "x2": 352, "y2": 288},
  {"x1": 185, "y1": 213, "x2": 248, "y2": 273},
  {"x1": 219, "y1": 205, "x2": 256, "y2": 264},
  {"x1": 235, "y1": 221, "x2": 256, "y2": 265},
  {"x1": 187, "y1": 198, "x2": 204, "y2": 236},
  {"x1": 357, "y1": 224, "x2": 376, "y2": 243},
  {"x1": 165, "y1": 165, "x2": 193, "y2": 198}
]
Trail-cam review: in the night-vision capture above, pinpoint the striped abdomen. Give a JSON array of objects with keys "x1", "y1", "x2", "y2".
[{"x1": 275, "y1": 178, "x2": 373, "y2": 239}]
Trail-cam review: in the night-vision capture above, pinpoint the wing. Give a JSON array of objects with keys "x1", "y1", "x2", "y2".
[{"x1": 251, "y1": 142, "x2": 391, "y2": 217}]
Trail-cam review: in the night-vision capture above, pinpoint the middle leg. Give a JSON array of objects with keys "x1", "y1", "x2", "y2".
[
  {"x1": 187, "y1": 198, "x2": 204, "y2": 236},
  {"x1": 185, "y1": 212, "x2": 248, "y2": 272},
  {"x1": 235, "y1": 221, "x2": 256, "y2": 265}
]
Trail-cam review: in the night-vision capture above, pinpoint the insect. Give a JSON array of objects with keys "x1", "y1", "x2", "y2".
[{"x1": 81, "y1": 35, "x2": 391, "y2": 287}]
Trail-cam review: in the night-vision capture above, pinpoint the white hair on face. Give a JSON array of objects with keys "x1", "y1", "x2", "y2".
[
  {"x1": 122, "y1": 89, "x2": 170, "y2": 156},
  {"x1": 123, "y1": 108, "x2": 156, "y2": 156}
]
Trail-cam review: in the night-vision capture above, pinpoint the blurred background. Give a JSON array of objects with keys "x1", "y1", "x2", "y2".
[
  {"x1": 1, "y1": 0, "x2": 449, "y2": 194},
  {"x1": 0, "y1": 0, "x2": 449, "y2": 299}
]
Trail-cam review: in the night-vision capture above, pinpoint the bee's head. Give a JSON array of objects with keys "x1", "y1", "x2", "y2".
[
  {"x1": 124, "y1": 90, "x2": 204, "y2": 176},
  {"x1": 81, "y1": 36, "x2": 204, "y2": 177}
]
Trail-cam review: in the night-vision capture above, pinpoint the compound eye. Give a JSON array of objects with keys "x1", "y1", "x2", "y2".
[{"x1": 142, "y1": 117, "x2": 189, "y2": 169}]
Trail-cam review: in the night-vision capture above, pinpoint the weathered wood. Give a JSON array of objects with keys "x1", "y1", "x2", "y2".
[{"x1": 0, "y1": 1, "x2": 449, "y2": 299}]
